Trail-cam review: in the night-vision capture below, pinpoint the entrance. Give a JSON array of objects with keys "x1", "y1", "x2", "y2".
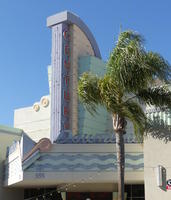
[
  {"x1": 67, "y1": 192, "x2": 112, "y2": 200},
  {"x1": 67, "y1": 185, "x2": 144, "y2": 200},
  {"x1": 24, "y1": 184, "x2": 144, "y2": 200}
]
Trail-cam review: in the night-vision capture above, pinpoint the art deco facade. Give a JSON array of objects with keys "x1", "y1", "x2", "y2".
[{"x1": 0, "y1": 11, "x2": 170, "y2": 200}]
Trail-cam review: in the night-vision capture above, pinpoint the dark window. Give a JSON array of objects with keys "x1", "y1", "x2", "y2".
[
  {"x1": 125, "y1": 184, "x2": 145, "y2": 199},
  {"x1": 132, "y1": 184, "x2": 144, "y2": 197}
]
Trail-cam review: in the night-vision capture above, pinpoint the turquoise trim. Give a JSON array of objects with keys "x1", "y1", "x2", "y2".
[{"x1": 0, "y1": 124, "x2": 23, "y2": 136}]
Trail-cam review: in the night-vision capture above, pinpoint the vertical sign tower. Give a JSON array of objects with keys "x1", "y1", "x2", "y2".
[
  {"x1": 47, "y1": 11, "x2": 101, "y2": 142},
  {"x1": 50, "y1": 23, "x2": 70, "y2": 142}
]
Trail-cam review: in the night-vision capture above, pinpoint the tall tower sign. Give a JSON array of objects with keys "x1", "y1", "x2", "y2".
[{"x1": 47, "y1": 11, "x2": 101, "y2": 142}]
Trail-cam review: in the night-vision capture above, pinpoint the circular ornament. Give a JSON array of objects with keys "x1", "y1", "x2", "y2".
[
  {"x1": 33, "y1": 103, "x2": 40, "y2": 112},
  {"x1": 41, "y1": 97, "x2": 49, "y2": 108}
]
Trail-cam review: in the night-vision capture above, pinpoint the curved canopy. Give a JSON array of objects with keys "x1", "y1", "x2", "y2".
[{"x1": 47, "y1": 11, "x2": 101, "y2": 58}]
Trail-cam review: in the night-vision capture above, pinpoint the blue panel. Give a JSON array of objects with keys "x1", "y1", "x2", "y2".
[
  {"x1": 50, "y1": 24, "x2": 63, "y2": 142},
  {"x1": 51, "y1": 23, "x2": 71, "y2": 142}
]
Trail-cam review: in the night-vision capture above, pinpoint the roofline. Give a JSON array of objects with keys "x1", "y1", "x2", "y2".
[
  {"x1": 0, "y1": 125, "x2": 23, "y2": 136},
  {"x1": 47, "y1": 11, "x2": 101, "y2": 59}
]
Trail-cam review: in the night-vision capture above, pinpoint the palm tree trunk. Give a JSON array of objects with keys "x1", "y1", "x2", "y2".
[
  {"x1": 115, "y1": 131, "x2": 125, "y2": 200},
  {"x1": 113, "y1": 114, "x2": 126, "y2": 200}
]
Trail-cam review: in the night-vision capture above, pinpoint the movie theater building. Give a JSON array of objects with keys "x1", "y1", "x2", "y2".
[{"x1": 0, "y1": 11, "x2": 171, "y2": 200}]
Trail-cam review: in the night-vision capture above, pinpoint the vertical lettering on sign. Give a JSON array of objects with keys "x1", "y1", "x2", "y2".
[
  {"x1": 51, "y1": 23, "x2": 71, "y2": 142},
  {"x1": 62, "y1": 25, "x2": 70, "y2": 133}
]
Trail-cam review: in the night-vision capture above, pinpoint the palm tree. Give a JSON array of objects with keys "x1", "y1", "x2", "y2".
[{"x1": 78, "y1": 31, "x2": 171, "y2": 200}]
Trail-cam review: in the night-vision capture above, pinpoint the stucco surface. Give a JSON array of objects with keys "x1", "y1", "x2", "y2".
[
  {"x1": 14, "y1": 95, "x2": 50, "y2": 142},
  {"x1": 144, "y1": 136, "x2": 171, "y2": 200}
]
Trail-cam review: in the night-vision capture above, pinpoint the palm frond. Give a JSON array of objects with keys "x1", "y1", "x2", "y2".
[
  {"x1": 107, "y1": 31, "x2": 171, "y2": 93},
  {"x1": 78, "y1": 72, "x2": 101, "y2": 114},
  {"x1": 117, "y1": 30, "x2": 144, "y2": 49},
  {"x1": 145, "y1": 116, "x2": 171, "y2": 143},
  {"x1": 137, "y1": 86, "x2": 171, "y2": 109},
  {"x1": 121, "y1": 100, "x2": 147, "y2": 141},
  {"x1": 146, "y1": 52, "x2": 171, "y2": 82},
  {"x1": 98, "y1": 75, "x2": 124, "y2": 114},
  {"x1": 107, "y1": 31, "x2": 152, "y2": 92}
]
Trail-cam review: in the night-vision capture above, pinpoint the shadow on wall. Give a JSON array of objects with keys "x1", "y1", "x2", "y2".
[{"x1": 146, "y1": 115, "x2": 171, "y2": 143}]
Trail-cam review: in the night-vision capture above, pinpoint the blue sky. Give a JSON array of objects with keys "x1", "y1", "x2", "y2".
[{"x1": 0, "y1": 0, "x2": 171, "y2": 126}]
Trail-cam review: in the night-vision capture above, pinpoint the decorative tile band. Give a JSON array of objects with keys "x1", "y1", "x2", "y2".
[{"x1": 25, "y1": 153, "x2": 143, "y2": 172}]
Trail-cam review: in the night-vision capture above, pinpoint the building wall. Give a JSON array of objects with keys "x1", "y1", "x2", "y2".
[
  {"x1": 144, "y1": 136, "x2": 171, "y2": 200},
  {"x1": 0, "y1": 128, "x2": 24, "y2": 200},
  {"x1": 14, "y1": 95, "x2": 50, "y2": 142},
  {"x1": 144, "y1": 84, "x2": 171, "y2": 200}
]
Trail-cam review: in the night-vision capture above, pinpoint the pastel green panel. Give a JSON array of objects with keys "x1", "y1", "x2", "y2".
[{"x1": 78, "y1": 56, "x2": 113, "y2": 135}]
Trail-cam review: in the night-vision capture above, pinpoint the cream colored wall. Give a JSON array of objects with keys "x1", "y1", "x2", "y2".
[
  {"x1": 144, "y1": 136, "x2": 171, "y2": 200},
  {"x1": 69, "y1": 24, "x2": 95, "y2": 135},
  {"x1": 0, "y1": 132, "x2": 24, "y2": 200},
  {"x1": 14, "y1": 96, "x2": 50, "y2": 142}
]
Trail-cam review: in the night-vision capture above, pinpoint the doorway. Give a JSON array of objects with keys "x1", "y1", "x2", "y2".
[{"x1": 67, "y1": 192, "x2": 112, "y2": 200}]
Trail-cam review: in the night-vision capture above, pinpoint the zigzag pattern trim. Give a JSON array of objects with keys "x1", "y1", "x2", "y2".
[
  {"x1": 25, "y1": 153, "x2": 143, "y2": 172},
  {"x1": 27, "y1": 163, "x2": 144, "y2": 172},
  {"x1": 34, "y1": 158, "x2": 142, "y2": 166},
  {"x1": 38, "y1": 153, "x2": 143, "y2": 161}
]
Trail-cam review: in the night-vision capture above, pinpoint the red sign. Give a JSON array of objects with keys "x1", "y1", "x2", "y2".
[{"x1": 166, "y1": 180, "x2": 171, "y2": 190}]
